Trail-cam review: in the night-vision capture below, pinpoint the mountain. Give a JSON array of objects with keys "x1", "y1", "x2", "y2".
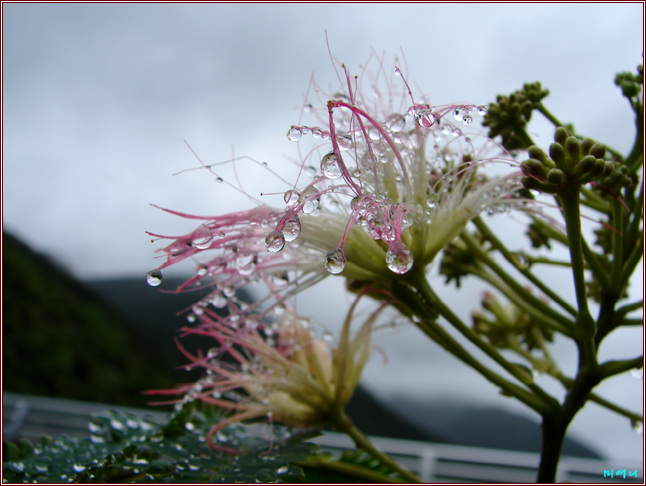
[{"x1": 2, "y1": 232, "x2": 174, "y2": 408}]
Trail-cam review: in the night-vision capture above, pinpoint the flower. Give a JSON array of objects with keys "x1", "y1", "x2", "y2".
[
  {"x1": 146, "y1": 55, "x2": 528, "y2": 441},
  {"x1": 146, "y1": 295, "x2": 382, "y2": 452},
  {"x1": 147, "y1": 57, "x2": 524, "y2": 318}
]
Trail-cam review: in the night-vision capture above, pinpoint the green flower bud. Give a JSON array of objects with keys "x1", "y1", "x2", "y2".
[
  {"x1": 578, "y1": 155, "x2": 596, "y2": 173},
  {"x1": 522, "y1": 158, "x2": 546, "y2": 177},
  {"x1": 549, "y1": 142, "x2": 566, "y2": 166},
  {"x1": 589, "y1": 142, "x2": 606, "y2": 159},
  {"x1": 546, "y1": 168, "x2": 566, "y2": 185},
  {"x1": 580, "y1": 138, "x2": 594, "y2": 155},
  {"x1": 565, "y1": 136, "x2": 581, "y2": 165},
  {"x1": 527, "y1": 145, "x2": 546, "y2": 162},
  {"x1": 554, "y1": 127, "x2": 569, "y2": 145}
]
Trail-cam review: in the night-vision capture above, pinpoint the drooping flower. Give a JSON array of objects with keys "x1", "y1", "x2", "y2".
[{"x1": 146, "y1": 295, "x2": 383, "y2": 452}]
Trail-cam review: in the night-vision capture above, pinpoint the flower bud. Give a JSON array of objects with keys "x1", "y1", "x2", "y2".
[
  {"x1": 554, "y1": 127, "x2": 569, "y2": 145},
  {"x1": 565, "y1": 136, "x2": 581, "y2": 165},
  {"x1": 578, "y1": 155, "x2": 596, "y2": 173},
  {"x1": 546, "y1": 168, "x2": 566, "y2": 185},
  {"x1": 528, "y1": 145, "x2": 547, "y2": 163},
  {"x1": 522, "y1": 158, "x2": 546, "y2": 177},
  {"x1": 549, "y1": 142, "x2": 566, "y2": 167},
  {"x1": 589, "y1": 142, "x2": 606, "y2": 159},
  {"x1": 580, "y1": 138, "x2": 595, "y2": 155}
]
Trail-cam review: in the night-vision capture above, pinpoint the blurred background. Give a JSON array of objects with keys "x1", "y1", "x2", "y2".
[{"x1": 3, "y1": 2, "x2": 643, "y2": 464}]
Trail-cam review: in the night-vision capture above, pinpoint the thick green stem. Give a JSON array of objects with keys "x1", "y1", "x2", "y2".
[
  {"x1": 558, "y1": 189, "x2": 597, "y2": 368},
  {"x1": 330, "y1": 409, "x2": 422, "y2": 483}
]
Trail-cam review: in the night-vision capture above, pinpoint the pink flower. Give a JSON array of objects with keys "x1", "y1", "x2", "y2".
[{"x1": 146, "y1": 55, "x2": 527, "y2": 443}]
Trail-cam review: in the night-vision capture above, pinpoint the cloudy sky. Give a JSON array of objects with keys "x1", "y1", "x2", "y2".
[{"x1": 3, "y1": 3, "x2": 643, "y2": 463}]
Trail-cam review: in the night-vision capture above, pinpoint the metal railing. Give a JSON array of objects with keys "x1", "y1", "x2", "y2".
[{"x1": 4, "y1": 392, "x2": 643, "y2": 483}]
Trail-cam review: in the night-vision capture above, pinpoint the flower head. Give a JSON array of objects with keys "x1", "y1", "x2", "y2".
[
  {"x1": 147, "y1": 295, "x2": 381, "y2": 452},
  {"x1": 146, "y1": 55, "x2": 528, "y2": 445}
]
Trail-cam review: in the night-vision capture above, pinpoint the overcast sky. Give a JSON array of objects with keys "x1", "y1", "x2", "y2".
[{"x1": 3, "y1": 3, "x2": 643, "y2": 463}]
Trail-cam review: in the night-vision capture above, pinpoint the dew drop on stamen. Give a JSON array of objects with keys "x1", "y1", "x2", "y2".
[
  {"x1": 146, "y1": 270, "x2": 163, "y2": 287},
  {"x1": 192, "y1": 235, "x2": 213, "y2": 249},
  {"x1": 284, "y1": 189, "x2": 297, "y2": 205},
  {"x1": 286, "y1": 126, "x2": 302, "y2": 142},
  {"x1": 215, "y1": 177, "x2": 224, "y2": 184},
  {"x1": 321, "y1": 151, "x2": 343, "y2": 179},
  {"x1": 415, "y1": 109, "x2": 435, "y2": 128},
  {"x1": 236, "y1": 254, "x2": 257, "y2": 275},
  {"x1": 462, "y1": 115, "x2": 473, "y2": 126},
  {"x1": 300, "y1": 186, "x2": 320, "y2": 214},
  {"x1": 312, "y1": 127, "x2": 323, "y2": 139},
  {"x1": 336, "y1": 133, "x2": 353, "y2": 151},
  {"x1": 367, "y1": 126, "x2": 381, "y2": 141},
  {"x1": 477, "y1": 105, "x2": 488, "y2": 115},
  {"x1": 386, "y1": 246, "x2": 414, "y2": 274},
  {"x1": 283, "y1": 216, "x2": 301, "y2": 242},
  {"x1": 265, "y1": 231, "x2": 286, "y2": 253},
  {"x1": 631, "y1": 419, "x2": 644, "y2": 435},
  {"x1": 389, "y1": 116, "x2": 406, "y2": 133},
  {"x1": 324, "y1": 248, "x2": 346, "y2": 274},
  {"x1": 453, "y1": 108, "x2": 463, "y2": 122}
]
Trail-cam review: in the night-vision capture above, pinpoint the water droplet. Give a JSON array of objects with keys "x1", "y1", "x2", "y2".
[
  {"x1": 223, "y1": 285, "x2": 236, "y2": 297},
  {"x1": 415, "y1": 109, "x2": 435, "y2": 128},
  {"x1": 271, "y1": 272, "x2": 289, "y2": 287},
  {"x1": 283, "y1": 216, "x2": 301, "y2": 241},
  {"x1": 325, "y1": 248, "x2": 346, "y2": 274},
  {"x1": 215, "y1": 177, "x2": 224, "y2": 184},
  {"x1": 312, "y1": 127, "x2": 323, "y2": 139},
  {"x1": 284, "y1": 189, "x2": 297, "y2": 205},
  {"x1": 386, "y1": 246, "x2": 414, "y2": 274},
  {"x1": 453, "y1": 107, "x2": 468, "y2": 122},
  {"x1": 321, "y1": 151, "x2": 342, "y2": 179},
  {"x1": 389, "y1": 115, "x2": 406, "y2": 132},
  {"x1": 265, "y1": 231, "x2": 285, "y2": 252},
  {"x1": 286, "y1": 126, "x2": 302, "y2": 142},
  {"x1": 34, "y1": 464, "x2": 49, "y2": 473},
  {"x1": 336, "y1": 133, "x2": 353, "y2": 150},
  {"x1": 72, "y1": 464, "x2": 86, "y2": 473},
  {"x1": 394, "y1": 67, "x2": 402, "y2": 76},
  {"x1": 299, "y1": 186, "x2": 320, "y2": 214},
  {"x1": 276, "y1": 466, "x2": 289, "y2": 474},
  {"x1": 477, "y1": 105, "x2": 488, "y2": 115},
  {"x1": 192, "y1": 235, "x2": 213, "y2": 249},
  {"x1": 236, "y1": 254, "x2": 257, "y2": 275},
  {"x1": 631, "y1": 419, "x2": 643, "y2": 435},
  {"x1": 462, "y1": 115, "x2": 473, "y2": 126},
  {"x1": 146, "y1": 270, "x2": 163, "y2": 287},
  {"x1": 185, "y1": 422, "x2": 195, "y2": 432},
  {"x1": 631, "y1": 368, "x2": 643, "y2": 380},
  {"x1": 367, "y1": 126, "x2": 381, "y2": 141}
]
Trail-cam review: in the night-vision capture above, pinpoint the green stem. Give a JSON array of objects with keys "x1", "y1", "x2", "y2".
[
  {"x1": 460, "y1": 232, "x2": 572, "y2": 334},
  {"x1": 557, "y1": 188, "x2": 597, "y2": 368},
  {"x1": 330, "y1": 409, "x2": 422, "y2": 483},
  {"x1": 409, "y1": 277, "x2": 558, "y2": 414},
  {"x1": 472, "y1": 217, "x2": 577, "y2": 317}
]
